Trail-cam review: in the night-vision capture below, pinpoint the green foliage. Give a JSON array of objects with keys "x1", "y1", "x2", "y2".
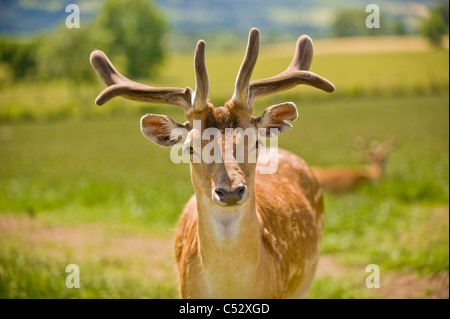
[
  {"x1": 333, "y1": 9, "x2": 384, "y2": 37},
  {"x1": 0, "y1": 37, "x2": 41, "y2": 80},
  {"x1": 36, "y1": 26, "x2": 107, "y2": 82},
  {"x1": 0, "y1": 0, "x2": 167, "y2": 82},
  {"x1": 433, "y1": 2, "x2": 450, "y2": 29},
  {"x1": 332, "y1": 8, "x2": 413, "y2": 38},
  {"x1": 393, "y1": 20, "x2": 407, "y2": 36},
  {"x1": 94, "y1": 0, "x2": 167, "y2": 78},
  {"x1": 421, "y1": 2, "x2": 449, "y2": 47},
  {"x1": 1, "y1": 45, "x2": 448, "y2": 122}
]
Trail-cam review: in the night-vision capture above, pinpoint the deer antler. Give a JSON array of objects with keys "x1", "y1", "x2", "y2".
[
  {"x1": 89, "y1": 40, "x2": 209, "y2": 112},
  {"x1": 232, "y1": 28, "x2": 260, "y2": 109},
  {"x1": 233, "y1": 28, "x2": 335, "y2": 113}
]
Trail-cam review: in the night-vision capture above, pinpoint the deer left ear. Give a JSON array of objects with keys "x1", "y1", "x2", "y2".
[
  {"x1": 140, "y1": 114, "x2": 188, "y2": 148},
  {"x1": 253, "y1": 102, "x2": 298, "y2": 137}
]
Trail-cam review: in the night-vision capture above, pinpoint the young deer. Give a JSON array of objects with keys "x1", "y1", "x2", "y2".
[
  {"x1": 90, "y1": 28, "x2": 334, "y2": 298},
  {"x1": 312, "y1": 138, "x2": 398, "y2": 193}
]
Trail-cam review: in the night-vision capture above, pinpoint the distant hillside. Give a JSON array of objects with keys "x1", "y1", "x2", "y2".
[{"x1": 0, "y1": 0, "x2": 440, "y2": 38}]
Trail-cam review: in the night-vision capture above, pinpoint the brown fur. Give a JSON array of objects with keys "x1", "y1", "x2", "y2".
[
  {"x1": 312, "y1": 166, "x2": 373, "y2": 193},
  {"x1": 174, "y1": 106, "x2": 324, "y2": 298}
]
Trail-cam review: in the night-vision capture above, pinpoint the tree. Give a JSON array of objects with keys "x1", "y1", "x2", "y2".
[
  {"x1": 0, "y1": 37, "x2": 41, "y2": 80},
  {"x1": 434, "y1": 2, "x2": 449, "y2": 29},
  {"x1": 94, "y1": 0, "x2": 167, "y2": 78},
  {"x1": 35, "y1": 0, "x2": 166, "y2": 81},
  {"x1": 333, "y1": 9, "x2": 387, "y2": 38},
  {"x1": 36, "y1": 25, "x2": 104, "y2": 82},
  {"x1": 34, "y1": 25, "x2": 110, "y2": 116},
  {"x1": 421, "y1": 2, "x2": 449, "y2": 47}
]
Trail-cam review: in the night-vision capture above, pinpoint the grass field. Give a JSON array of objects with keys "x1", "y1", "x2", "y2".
[
  {"x1": 0, "y1": 36, "x2": 448, "y2": 298},
  {"x1": 0, "y1": 36, "x2": 448, "y2": 122}
]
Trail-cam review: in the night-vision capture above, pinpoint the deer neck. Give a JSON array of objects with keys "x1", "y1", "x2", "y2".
[
  {"x1": 194, "y1": 187, "x2": 262, "y2": 298},
  {"x1": 367, "y1": 158, "x2": 385, "y2": 180}
]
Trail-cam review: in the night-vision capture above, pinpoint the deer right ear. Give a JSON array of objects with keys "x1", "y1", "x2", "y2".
[
  {"x1": 140, "y1": 114, "x2": 188, "y2": 148},
  {"x1": 253, "y1": 102, "x2": 298, "y2": 138}
]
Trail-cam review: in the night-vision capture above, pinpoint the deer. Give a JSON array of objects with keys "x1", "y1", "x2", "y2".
[
  {"x1": 311, "y1": 138, "x2": 398, "y2": 193},
  {"x1": 90, "y1": 28, "x2": 335, "y2": 298}
]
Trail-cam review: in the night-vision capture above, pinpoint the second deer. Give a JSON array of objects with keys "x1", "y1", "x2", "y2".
[{"x1": 312, "y1": 138, "x2": 398, "y2": 193}]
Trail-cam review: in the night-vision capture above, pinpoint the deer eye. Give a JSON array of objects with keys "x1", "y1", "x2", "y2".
[
  {"x1": 183, "y1": 145, "x2": 199, "y2": 161},
  {"x1": 254, "y1": 140, "x2": 263, "y2": 151}
]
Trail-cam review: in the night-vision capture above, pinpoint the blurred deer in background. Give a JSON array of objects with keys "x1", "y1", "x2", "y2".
[
  {"x1": 312, "y1": 138, "x2": 398, "y2": 194},
  {"x1": 90, "y1": 28, "x2": 334, "y2": 298}
]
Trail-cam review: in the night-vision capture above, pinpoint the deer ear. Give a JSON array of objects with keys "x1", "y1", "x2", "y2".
[
  {"x1": 352, "y1": 136, "x2": 368, "y2": 150},
  {"x1": 140, "y1": 114, "x2": 188, "y2": 147},
  {"x1": 253, "y1": 102, "x2": 298, "y2": 138}
]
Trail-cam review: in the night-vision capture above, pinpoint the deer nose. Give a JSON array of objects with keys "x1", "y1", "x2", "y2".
[{"x1": 214, "y1": 184, "x2": 247, "y2": 206}]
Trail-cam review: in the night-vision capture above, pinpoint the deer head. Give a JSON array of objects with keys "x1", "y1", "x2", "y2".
[
  {"x1": 353, "y1": 137, "x2": 399, "y2": 165},
  {"x1": 352, "y1": 137, "x2": 399, "y2": 179},
  {"x1": 90, "y1": 28, "x2": 334, "y2": 208}
]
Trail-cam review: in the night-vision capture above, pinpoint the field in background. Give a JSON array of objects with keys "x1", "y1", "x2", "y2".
[
  {"x1": 0, "y1": 36, "x2": 448, "y2": 298},
  {"x1": 0, "y1": 36, "x2": 448, "y2": 122}
]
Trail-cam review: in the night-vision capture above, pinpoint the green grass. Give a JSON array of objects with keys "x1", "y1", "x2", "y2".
[
  {"x1": 162, "y1": 49, "x2": 449, "y2": 101},
  {"x1": 309, "y1": 276, "x2": 377, "y2": 299},
  {"x1": 0, "y1": 40, "x2": 448, "y2": 122},
  {"x1": 0, "y1": 245, "x2": 178, "y2": 298},
  {"x1": 0, "y1": 115, "x2": 193, "y2": 231},
  {"x1": 1, "y1": 93, "x2": 448, "y2": 298},
  {"x1": 1, "y1": 94, "x2": 447, "y2": 229}
]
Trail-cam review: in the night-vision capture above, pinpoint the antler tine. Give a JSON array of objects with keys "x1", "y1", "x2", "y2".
[
  {"x1": 89, "y1": 50, "x2": 130, "y2": 87},
  {"x1": 247, "y1": 34, "x2": 335, "y2": 107},
  {"x1": 288, "y1": 35, "x2": 314, "y2": 72},
  {"x1": 192, "y1": 40, "x2": 209, "y2": 111},
  {"x1": 232, "y1": 28, "x2": 260, "y2": 110},
  {"x1": 90, "y1": 50, "x2": 193, "y2": 111}
]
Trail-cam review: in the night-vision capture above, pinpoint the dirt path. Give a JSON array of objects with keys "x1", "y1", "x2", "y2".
[
  {"x1": 0, "y1": 214, "x2": 176, "y2": 282},
  {"x1": 0, "y1": 214, "x2": 448, "y2": 299}
]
